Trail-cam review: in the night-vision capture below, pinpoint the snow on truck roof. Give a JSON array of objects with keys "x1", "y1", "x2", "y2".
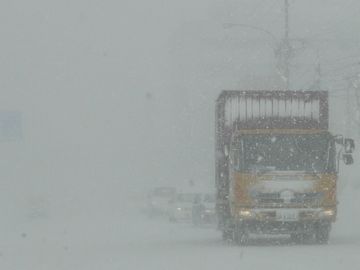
[{"x1": 216, "y1": 90, "x2": 328, "y2": 130}]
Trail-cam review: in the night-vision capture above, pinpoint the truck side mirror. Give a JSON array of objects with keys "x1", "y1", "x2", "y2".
[
  {"x1": 343, "y1": 154, "x2": 354, "y2": 165},
  {"x1": 334, "y1": 135, "x2": 343, "y2": 144},
  {"x1": 344, "y1": 138, "x2": 355, "y2": 153}
]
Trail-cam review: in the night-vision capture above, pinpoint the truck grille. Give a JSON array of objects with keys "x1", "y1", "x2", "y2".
[{"x1": 255, "y1": 192, "x2": 323, "y2": 205}]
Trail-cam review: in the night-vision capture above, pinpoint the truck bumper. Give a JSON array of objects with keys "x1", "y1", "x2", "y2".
[
  {"x1": 235, "y1": 207, "x2": 335, "y2": 234},
  {"x1": 239, "y1": 220, "x2": 331, "y2": 234}
]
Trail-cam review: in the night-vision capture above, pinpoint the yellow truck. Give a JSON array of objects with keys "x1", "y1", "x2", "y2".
[{"x1": 215, "y1": 90, "x2": 354, "y2": 244}]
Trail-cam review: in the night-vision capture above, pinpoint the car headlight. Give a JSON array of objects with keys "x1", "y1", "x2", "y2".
[
  {"x1": 321, "y1": 209, "x2": 335, "y2": 217},
  {"x1": 177, "y1": 207, "x2": 182, "y2": 211}
]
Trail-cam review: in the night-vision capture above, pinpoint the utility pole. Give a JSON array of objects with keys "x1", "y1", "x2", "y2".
[
  {"x1": 225, "y1": 1, "x2": 294, "y2": 89},
  {"x1": 345, "y1": 83, "x2": 351, "y2": 136},
  {"x1": 314, "y1": 52, "x2": 322, "y2": 90},
  {"x1": 276, "y1": 0, "x2": 292, "y2": 90},
  {"x1": 284, "y1": 0, "x2": 290, "y2": 90},
  {"x1": 351, "y1": 75, "x2": 360, "y2": 136}
]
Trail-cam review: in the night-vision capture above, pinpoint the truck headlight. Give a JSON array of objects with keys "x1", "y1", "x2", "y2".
[{"x1": 239, "y1": 210, "x2": 253, "y2": 218}]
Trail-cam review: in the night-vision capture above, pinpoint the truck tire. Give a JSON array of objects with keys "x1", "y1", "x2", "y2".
[
  {"x1": 220, "y1": 215, "x2": 234, "y2": 241},
  {"x1": 315, "y1": 222, "x2": 331, "y2": 244},
  {"x1": 233, "y1": 222, "x2": 249, "y2": 245}
]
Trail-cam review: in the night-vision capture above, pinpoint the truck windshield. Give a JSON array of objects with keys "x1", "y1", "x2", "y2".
[{"x1": 232, "y1": 133, "x2": 336, "y2": 173}]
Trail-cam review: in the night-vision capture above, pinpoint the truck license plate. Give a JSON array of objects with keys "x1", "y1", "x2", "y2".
[{"x1": 276, "y1": 210, "x2": 298, "y2": 222}]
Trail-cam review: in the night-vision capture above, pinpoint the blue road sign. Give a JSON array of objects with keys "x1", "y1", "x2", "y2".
[{"x1": 0, "y1": 111, "x2": 22, "y2": 141}]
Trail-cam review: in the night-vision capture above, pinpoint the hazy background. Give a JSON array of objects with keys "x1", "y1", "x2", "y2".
[{"x1": 1, "y1": 0, "x2": 360, "y2": 220}]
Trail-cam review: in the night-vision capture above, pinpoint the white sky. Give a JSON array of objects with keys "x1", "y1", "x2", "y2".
[{"x1": 0, "y1": 0, "x2": 360, "y2": 211}]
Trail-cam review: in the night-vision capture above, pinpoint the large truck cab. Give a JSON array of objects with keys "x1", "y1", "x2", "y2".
[{"x1": 215, "y1": 91, "x2": 354, "y2": 244}]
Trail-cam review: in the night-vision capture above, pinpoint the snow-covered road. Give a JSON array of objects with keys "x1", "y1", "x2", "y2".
[
  {"x1": 115, "y1": 215, "x2": 360, "y2": 270},
  {"x1": 1, "y1": 175, "x2": 359, "y2": 270},
  {"x1": 1, "y1": 194, "x2": 359, "y2": 270}
]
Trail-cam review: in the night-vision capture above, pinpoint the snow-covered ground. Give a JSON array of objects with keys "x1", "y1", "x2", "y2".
[{"x1": 0, "y1": 173, "x2": 359, "y2": 270}]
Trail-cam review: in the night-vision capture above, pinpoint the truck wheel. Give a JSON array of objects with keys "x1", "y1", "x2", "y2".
[
  {"x1": 315, "y1": 223, "x2": 331, "y2": 244},
  {"x1": 234, "y1": 230, "x2": 249, "y2": 245},
  {"x1": 234, "y1": 223, "x2": 249, "y2": 245}
]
